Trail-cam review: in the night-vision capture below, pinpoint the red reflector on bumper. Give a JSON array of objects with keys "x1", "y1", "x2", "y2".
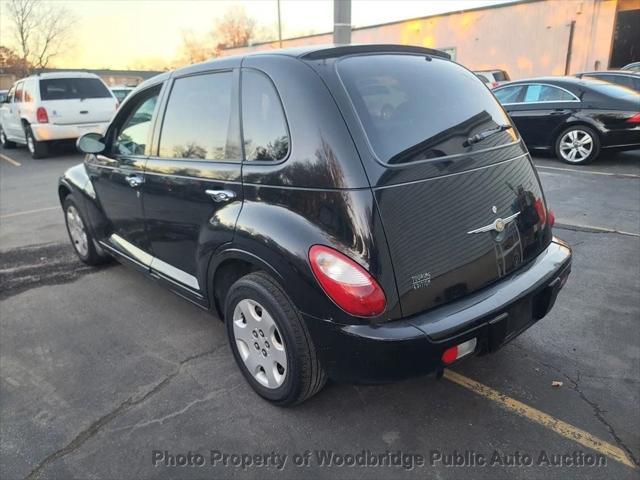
[{"x1": 442, "y1": 338, "x2": 477, "y2": 365}]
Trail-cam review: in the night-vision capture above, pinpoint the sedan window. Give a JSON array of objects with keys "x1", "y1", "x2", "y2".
[
  {"x1": 523, "y1": 85, "x2": 576, "y2": 102},
  {"x1": 493, "y1": 85, "x2": 525, "y2": 104}
]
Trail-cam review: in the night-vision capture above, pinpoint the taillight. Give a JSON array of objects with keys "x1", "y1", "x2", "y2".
[
  {"x1": 534, "y1": 198, "x2": 547, "y2": 225},
  {"x1": 308, "y1": 245, "x2": 386, "y2": 317},
  {"x1": 491, "y1": 81, "x2": 499, "y2": 89},
  {"x1": 626, "y1": 113, "x2": 640, "y2": 124},
  {"x1": 548, "y1": 209, "x2": 555, "y2": 227},
  {"x1": 442, "y1": 338, "x2": 477, "y2": 365},
  {"x1": 36, "y1": 107, "x2": 49, "y2": 123}
]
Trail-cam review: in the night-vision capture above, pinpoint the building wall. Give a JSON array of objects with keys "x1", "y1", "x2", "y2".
[{"x1": 221, "y1": 0, "x2": 620, "y2": 80}]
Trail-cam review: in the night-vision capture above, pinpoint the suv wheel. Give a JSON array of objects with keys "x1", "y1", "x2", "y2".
[
  {"x1": 0, "y1": 126, "x2": 16, "y2": 148},
  {"x1": 25, "y1": 126, "x2": 49, "y2": 159},
  {"x1": 555, "y1": 125, "x2": 600, "y2": 165},
  {"x1": 63, "y1": 196, "x2": 107, "y2": 265},
  {"x1": 225, "y1": 272, "x2": 327, "y2": 405}
]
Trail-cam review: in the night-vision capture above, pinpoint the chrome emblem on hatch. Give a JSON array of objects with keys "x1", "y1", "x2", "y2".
[{"x1": 467, "y1": 212, "x2": 520, "y2": 234}]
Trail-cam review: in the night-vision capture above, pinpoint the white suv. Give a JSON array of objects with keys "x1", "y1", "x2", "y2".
[{"x1": 0, "y1": 72, "x2": 117, "y2": 158}]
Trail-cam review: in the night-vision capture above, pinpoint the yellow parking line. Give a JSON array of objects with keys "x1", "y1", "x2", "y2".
[
  {"x1": 443, "y1": 370, "x2": 637, "y2": 469},
  {"x1": 0, "y1": 153, "x2": 21, "y2": 167}
]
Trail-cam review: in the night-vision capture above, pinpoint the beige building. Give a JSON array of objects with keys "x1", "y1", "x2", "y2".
[{"x1": 221, "y1": 0, "x2": 640, "y2": 80}]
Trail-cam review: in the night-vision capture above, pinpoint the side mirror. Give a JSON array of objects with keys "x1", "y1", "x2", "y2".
[{"x1": 77, "y1": 132, "x2": 105, "y2": 154}]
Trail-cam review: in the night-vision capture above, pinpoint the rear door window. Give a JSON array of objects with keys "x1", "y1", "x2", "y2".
[
  {"x1": 39, "y1": 78, "x2": 112, "y2": 100},
  {"x1": 241, "y1": 70, "x2": 289, "y2": 161},
  {"x1": 338, "y1": 54, "x2": 515, "y2": 164},
  {"x1": 494, "y1": 85, "x2": 526, "y2": 104},
  {"x1": 14, "y1": 82, "x2": 24, "y2": 102},
  {"x1": 523, "y1": 84, "x2": 577, "y2": 102},
  {"x1": 159, "y1": 72, "x2": 236, "y2": 161}
]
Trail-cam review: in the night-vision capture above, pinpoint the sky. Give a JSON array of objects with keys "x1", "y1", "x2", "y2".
[{"x1": 0, "y1": 0, "x2": 513, "y2": 70}]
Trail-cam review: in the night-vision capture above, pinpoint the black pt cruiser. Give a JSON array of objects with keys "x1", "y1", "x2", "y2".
[{"x1": 60, "y1": 45, "x2": 572, "y2": 405}]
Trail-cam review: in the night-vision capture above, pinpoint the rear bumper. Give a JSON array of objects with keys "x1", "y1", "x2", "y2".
[
  {"x1": 302, "y1": 238, "x2": 572, "y2": 383},
  {"x1": 31, "y1": 122, "x2": 109, "y2": 142}
]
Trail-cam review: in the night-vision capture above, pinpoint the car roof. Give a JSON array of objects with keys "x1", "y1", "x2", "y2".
[
  {"x1": 21, "y1": 71, "x2": 102, "y2": 80},
  {"x1": 577, "y1": 70, "x2": 639, "y2": 77},
  {"x1": 495, "y1": 76, "x2": 606, "y2": 88}
]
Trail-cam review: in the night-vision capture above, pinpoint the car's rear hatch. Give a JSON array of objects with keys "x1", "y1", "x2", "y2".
[
  {"x1": 331, "y1": 53, "x2": 552, "y2": 317},
  {"x1": 39, "y1": 77, "x2": 116, "y2": 125}
]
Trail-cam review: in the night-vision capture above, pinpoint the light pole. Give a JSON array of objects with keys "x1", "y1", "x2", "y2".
[{"x1": 333, "y1": 0, "x2": 351, "y2": 44}]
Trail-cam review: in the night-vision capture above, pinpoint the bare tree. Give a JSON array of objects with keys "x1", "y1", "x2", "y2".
[
  {"x1": 6, "y1": 0, "x2": 74, "y2": 71},
  {"x1": 0, "y1": 45, "x2": 32, "y2": 76},
  {"x1": 215, "y1": 6, "x2": 256, "y2": 49}
]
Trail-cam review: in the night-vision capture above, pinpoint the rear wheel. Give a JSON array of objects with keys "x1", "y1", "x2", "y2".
[
  {"x1": 554, "y1": 125, "x2": 600, "y2": 165},
  {"x1": 0, "y1": 126, "x2": 16, "y2": 148},
  {"x1": 25, "y1": 125, "x2": 49, "y2": 159},
  {"x1": 225, "y1": 272, "x2": 327, "y2": 405},
  {"x1": 63, "y1": 196, "x2": 107, "y2": 265}
]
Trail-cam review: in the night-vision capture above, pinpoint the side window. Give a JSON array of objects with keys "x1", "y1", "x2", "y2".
[
  {"x1": 14, "y1": 82, "x2": 24, "y2": 103},
  {"x1": 159, "y1": 72, "x2": 235, "y2": 161},
  {"x1": 241, "y1": 70, "x2": 289, "y2": 161},
  {"x1": 524, "y1": 84, "x2": 576, "y2": 102},
  {"x1": 6, "y1": 86, "x2": 15, "y2": 103},
  {"x1": 23, "y1": 82, "x2": 33, "y2": 103},
  {"x1": 113, "y1": 87, "x2": 160, "y2": 156},
  {"x1": 493, "y1": 85, "x2": 525, "y2": 104}
]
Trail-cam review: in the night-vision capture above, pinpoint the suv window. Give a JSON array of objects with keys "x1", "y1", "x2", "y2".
[
  {"x1": 242, "y1": 70, "x2": 289, "y2": 161},
  {"x1": 23, "y1": 81, "x2": 34, "y2": 102},
  {"x1": 14, "y1": 82, "x2": 24, "y2": 102},
  {"x1": 338, "y1": 55, "x2": 514, "y2": 164},
  {"x1": 6, "y1": 86, "x2": 15, "y2": 103},
  {"x1": 159, "y1": 72, "x2": 235, "y2": 161},
  {"x1": 113, "y1": 87, "x2": 160, "y2": 156},
  {"x1": 39, "y1": 78, "x2": 112, "y2": 100},
  {"x1": 523, "y1": 84, "x2": 576, "y2": 102}
]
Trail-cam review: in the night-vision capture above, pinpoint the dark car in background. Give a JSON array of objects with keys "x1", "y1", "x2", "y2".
[
  {"x1": 61, "y1": 44, "x2": 571, "y2": 405},
  {"x1": 575, "y1": 71, "x2": 640, "y2": 92},
  {"x1": 493, "y1": 77, "x2": 640, "y2": 164}
]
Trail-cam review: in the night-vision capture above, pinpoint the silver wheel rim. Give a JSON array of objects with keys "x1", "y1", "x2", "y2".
[
  {"x1": 0, "y1": 129, "x2": 6, "y2": 144},
  {"x1": 66, "y1": 205, "x2": 89, "y2": 257},
  {"x1": 27, "y1": 134, "x2": 35, "y2": 153},
  {"x1": 559, "y1": 129, "x2": 593, "y2": 163},
  {"x1": 233, "y1": 299, "x2": 287, "y2": 389}
]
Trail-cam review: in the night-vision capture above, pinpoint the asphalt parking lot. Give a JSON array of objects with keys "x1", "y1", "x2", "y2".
[{"x1": 1, "y1": 144, "x2": 639, "y2": 479}]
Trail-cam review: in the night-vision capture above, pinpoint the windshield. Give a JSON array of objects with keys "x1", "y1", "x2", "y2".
[
  {"x1": 40, "y1": 78, "x2": 112, "y2": 100},
  {"x1": 338, "y1": 55, "x2": 516, "y2": 164}
]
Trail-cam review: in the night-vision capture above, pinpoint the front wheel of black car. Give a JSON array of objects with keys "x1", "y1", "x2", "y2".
[
  {"x1": 554, "y1": 125, "x2": 600, "y2": 165},
  {"x1": 225, "y1": 272, "x2": 327, "y2": 406},
  {"x1": 63, "y1": 197, "x2": 107, "y2": 266}
]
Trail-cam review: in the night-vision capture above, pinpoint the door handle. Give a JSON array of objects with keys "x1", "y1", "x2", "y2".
[
  {"x1": 205, "y1": 189, "x2": 236, "y2": 202},
  {"x1": 125, "y1": 174, "x2": 144, "y2": 188}
]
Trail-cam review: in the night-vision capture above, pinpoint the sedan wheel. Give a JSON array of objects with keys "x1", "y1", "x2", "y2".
[
  {"x1": 233, "y1": 299, "x2": 287, "y2": 389},
  {"x1": 555, "y1": 126, "x2": 600, "y2": 165}
]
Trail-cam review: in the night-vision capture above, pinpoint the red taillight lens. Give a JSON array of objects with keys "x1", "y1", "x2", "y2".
[
  {"x1": 534, "y1": 198, "x2": 547, "y2": 225},
  {"x1": 491, "y1": 81, "x2": 499, "y2": 89},
  {"x1": 626, "y1": 113, "x2": 640, "y2": 124},
  {"x1": 548, "y1": 209, "x2": 555, "y2": 227},
  {"x1": 442, "y1": 338, "x2": 477, "y2": 365},
  {"x1": 308, "y1": 245, "x2": 386, "y2": 317},
  {"x1": 36, "y1": 107, "x2": 48, "y2": 123}
]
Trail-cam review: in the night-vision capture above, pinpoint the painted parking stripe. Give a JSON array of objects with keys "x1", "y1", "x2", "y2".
[
  {"x1": 0, "y1": 153, "x2": 21, "y2": 167},
  {"x1": 0, "y1": 206, "x2": 59, "y2": 220},
  {"x1": 536, "y1": 165, "x2": 640, "y2": 179},
  {"x1": 443, "y1": 370, "x2": 637, "y2": 469},
  {"x1": 554, "y1": 222, "x2": 640, "y2": 238}
]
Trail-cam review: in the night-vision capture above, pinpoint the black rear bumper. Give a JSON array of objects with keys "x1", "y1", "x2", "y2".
[{"x1": 302, "y1": 238, "x2": 572, "y2": 383}]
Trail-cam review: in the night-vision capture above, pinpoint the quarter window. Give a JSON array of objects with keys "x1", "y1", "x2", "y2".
[
  {"x1": 159, "y1": 72, "x2": 236, "y2": 161},
  {"x1": 113, "y1": 87, "x2": 160, "y2": 156},
  {"x1": 241, "y1": 70, "x2": 289, "y2": 161},
  {"x1": 523, "y1": 84, "x2": 576, "y2": 102}
]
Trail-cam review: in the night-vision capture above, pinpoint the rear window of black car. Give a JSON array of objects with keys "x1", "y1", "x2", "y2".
[
  {"x1": 338, "y1": 55, "x2": 515, "y2": 164},
  {"x1": 39, "y1": 78, "x2": 112, "y2": 100}
]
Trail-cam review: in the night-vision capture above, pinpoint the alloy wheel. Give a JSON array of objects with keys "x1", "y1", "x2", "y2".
[
  {"x1": 233, "y1": 299, "x2": 287, "y2": 389},
  {"x1": 66, "y1": 205, "x2": 89, "y2": 257},
  {"x1": 559, "y1": 129, "x2": 593, "y2": 163},
  {"x1": 27, "y1": 133, "x2": 35, "y2": 154},
  {"x1": 0, "y1": 129, "x2": 6, "y2": 145}
]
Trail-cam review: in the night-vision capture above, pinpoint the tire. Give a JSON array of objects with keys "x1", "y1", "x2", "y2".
[
  {"x1": 0, "y1": 125, "x2": 16, "y2": 148},
  {"x1": 554, "y1": 125, "x2": 600, "y2": 165},
  {"x1": 25, "y1": 125, "x2": 49, "y2": 159},
  {"x1": 63, "y1": 196, "x2": 108, "y2": 266},
  {"x1": 225, "y1": 272, "x2": 327, "y2": 406}
]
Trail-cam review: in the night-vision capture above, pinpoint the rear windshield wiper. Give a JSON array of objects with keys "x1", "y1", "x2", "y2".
[{"x1": 464, "y1": 124, "x2": 512, "y2": 147}]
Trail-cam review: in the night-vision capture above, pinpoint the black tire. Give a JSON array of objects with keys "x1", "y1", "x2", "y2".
[
  {"x1": 225, "y1": 271, "x2": 327, "y2": 406},
  {"x1": 0, "y1": 125, "x2": 16, "y2": 148},
  {"x1": 25, "y1": 125, "x2": 49, "y2": 159},
  {"x1": 554, "y1": 125, "x2": 600, "y2": 165},
  {"x1": 63, "y1": 196, "x2": 108, "y2": 266}
]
